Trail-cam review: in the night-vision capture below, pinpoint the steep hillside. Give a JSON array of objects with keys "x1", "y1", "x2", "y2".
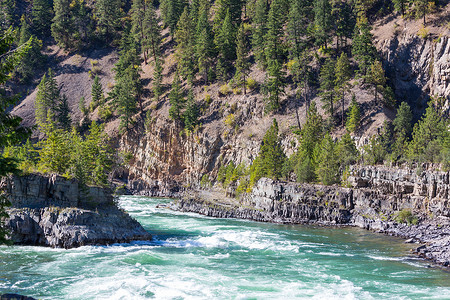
[{"x1": 8, "y1": 2, "x2": 450, "y2": 193}]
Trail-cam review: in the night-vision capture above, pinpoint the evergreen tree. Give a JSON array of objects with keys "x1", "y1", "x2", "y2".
[
  {"x1": 57, "y1": 94, "x2": 72, "y2": 131},
  {"x1": 392, "y1": 101, "x2": 412, "y2": 160},
  {"x1": 0, "y1": 0, "x2": 19, "y2": 29},
  {"x1": 131, "y1": 0, "x2": 147, "y2": 61},
  {"x1": 319, "y1": 58, "x2": 336, "y2": 120},
  {"x1": 169, "y1": 75, "x2": 184, "y2": 122},
  {"x1": 287, "y1": 0, "x2": 309, "y2": 61},
  {"x1": 114, "y1": 68, "x2": 138, "y2": 132},
  {"x1": 91, "y1": 75, "x2": 104, "y2": 107},
  {"x1": 216, "y1": 9, "x2": 236, "y2": 81},
  {"x1": 14, "y1": 16, "x2": 44, "y2": 83},
  {"x1": 0, "y1": 28, "x2": 32, "y2": 244},
  {"x1": 314, "y1": 0, "x2": 332, "y2": 49},
  {"x1": 94, "y1": 0, "x2": 123, "y2": 43},
  {"x1": 249, "y1": 119, "x2": 286, "y2": 187},
  {"x1": 234, "y1": 23, "x2": 251, "y2": 94},
  {"x1": 367, "y1": 60, "x2": 386, "y2": 103},
  {"x1": 195, "y1": 0, "x2": 214, "y2": 83},
  {"x1": 51, "y1": 0, "x2": 72, "y2": 48},
  {"x1": 407, "y1": 105, "x2": 449, "y2": 163},
  {"x1": 175, "y1": 7, "x2": 196, "y2": 82},
  {"x1": 315, "y1": 133, "x2": 339, "y2": 185},
  {"x1": 153, "y1": 57, "x2": 164, "y2": 100},
  {"x1": 35, "y1": 69, "x2": 61, "y2": 129},
  {"x1": 346, "y1": 95, "x2": 360, "y2": 133},
  {"x1": 335, "y1": 52, "x2": 352, "y2": 126},
  {"x1": 337, "y1": 132, "x2": 359, "y2": 167},
  {"x1": 183, "y1": 90, "x2": 199, "y2": 131},
  {"x1": 293, "y1": 101, "x2": 324, "y2": 182},
  {"x1": 37, "y1": 116, "x2": 73, "y2": 175},
  {"x1": 392, "y1": 0, "x2": 408, "y2": 16},
  {"x1": 143, "y1": 3, "x2": 162, "y2": 65},
  {"x1": 161, "y1": 0, "x2": 186, "y2": 34},
  {"x1": 252, "y1": 0, "x2": 268, "y2": 68},
  {"x1": 413, "y1": 0, "x2": 431, "y2": 25},
  {"x1": 352, "y1": 16, "x2": 377, "y2": 76},
  {"x1": 32, "y1": 0, "x2": 53, "y2": 37},
  {"x1": 332, "y1": 0, "x2": 354, "y2": 52},
  {"x1": 264, "y1": 0, "x2": 286, "y2": 112}
]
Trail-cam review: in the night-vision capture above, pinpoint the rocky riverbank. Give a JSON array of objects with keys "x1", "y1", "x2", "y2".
[
  {"x1": 2, "y1": 174, "x2": 151, "y2": 248},
  {"x1": 171, "y1": 166, "x2": 450, "y2": 267}
]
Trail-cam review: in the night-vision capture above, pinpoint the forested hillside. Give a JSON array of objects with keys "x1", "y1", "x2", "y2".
[{"x1": 1, "y1": 0, "x2": 449, "y2": 194}]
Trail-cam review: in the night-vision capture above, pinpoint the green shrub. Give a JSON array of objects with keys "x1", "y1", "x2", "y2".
[
  {"x1": 246, "y1": 78, "x2": 257, "y2": 90},
  {"x1": 224, "y1": 113, "x2": 235, "y2": 128},
  {"x1": 395, "y1": 209, "x2": 418, "y2": 225},
  {"x1": 219, "y1": 84, "x2": 231, "y2": 96}
]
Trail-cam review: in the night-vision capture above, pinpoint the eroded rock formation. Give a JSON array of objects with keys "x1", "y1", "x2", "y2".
[{"x1": 2, "y1": 174, "x2": 151, "y2": 248}]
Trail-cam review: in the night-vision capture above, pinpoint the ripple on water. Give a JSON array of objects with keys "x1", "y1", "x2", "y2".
[{"x1": 1, "y1": 196, "x2": 450, "y2": 300}]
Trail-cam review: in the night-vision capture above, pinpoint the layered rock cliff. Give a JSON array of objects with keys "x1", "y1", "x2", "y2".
[
  {"x1": 2, "y1": 174, "x2": 151, "y2": 248},
  {"x1": 377, "y1": 25, "x2": 450, "y2": 115},
  {"x1": 172, "y1": 166, "x2": 450, "y2": 267}
]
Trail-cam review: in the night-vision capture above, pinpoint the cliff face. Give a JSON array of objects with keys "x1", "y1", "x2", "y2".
[
  {"x1": 173, "y1": 166, "x2": 450, "y2": 266},
  {"x1": 2, "y1": 174, "x2": 151, "y2": 248},
  {"x1": 379, "y1": 33, "x2": 450, "y2": 115}
]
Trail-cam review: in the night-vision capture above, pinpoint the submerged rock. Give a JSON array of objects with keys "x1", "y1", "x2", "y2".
[{"x1": 2, "y1": 174, "x2": 151, "y2": 248}]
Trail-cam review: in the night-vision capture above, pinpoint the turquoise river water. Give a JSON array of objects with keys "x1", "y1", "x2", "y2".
[{"x1": 1, "y1": 196, "x2": 450, "y2": 299}]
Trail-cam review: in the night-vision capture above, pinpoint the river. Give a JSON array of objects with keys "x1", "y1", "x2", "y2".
[{"x1": 1, "y1": 196, "x2": 450, "y2": 299}]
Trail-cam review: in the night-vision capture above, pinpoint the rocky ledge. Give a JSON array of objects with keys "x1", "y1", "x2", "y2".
[
  {"x1": 171, "y1": 166, "x2": 450, "y2": 268},
  {"x1": 2, "y1": 174, "x2": 151, "y2": 248}
]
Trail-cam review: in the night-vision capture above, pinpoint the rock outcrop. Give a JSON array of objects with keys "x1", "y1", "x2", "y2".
[
  {"x1": 172, "y1": 166, "x2": 450, "y2": 267},
  {"x1": 380, "y1": 33, "x2": 450, "y2": 115},
  {"x1": 2, "y1": 174, "x2": 151, "y2": 248}
]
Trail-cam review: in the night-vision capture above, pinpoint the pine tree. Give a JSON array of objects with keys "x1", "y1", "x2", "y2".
[
  {"x1": 287, "y1": 0, "x2": 309, "y2": 61},
  {"x1": 352, "y1": 16, "x2": 377, "y2": 76},
  {"x1": 143, "y1": 3, "x2": 162, "y2": 65},
  {"x1": 14, "y1": 16, "x2": 44, "y2": 83},
  {"x1": 153, "y1": 57, "x2": 164, "y2": 100},
  {"x1": 314, "y1": 0, "x2": 332, "y2": 49},
  {"x1": 91, "y1": 75, "x2": 104, "y2": 107},
  {"x1": 413, "y1": 0, "x2": 430, "y2": 25},
  {"x1": 294, "y1": 102, "x2": 324, "y2": 183},
  {"x1": 335, "y1": 52, "x2": 352, "y2": 126},
  {"x1": 131, "y1": 0, "x2": 147, "y2": 61},
  {"x1": 161, "y1": 0, "x2": 186, "y2": 34},
  {"x1": 195, "y1": 0, "x2": 214, "y2": 83},
  {"x1": 392, "y1": 101, "x2": 412, "y2": 160},
  {"x1": 234, "y1": 23, "x2": 251, "y2": 94},
  {"x1": 32, "y1": 0, "x2": 53, "y2": 37},
  {"x1": 392, "y1": 0, "x2": 408, "y2": 16},
  {"x1": 183, "y1": 90, "x2": 199, "y2": 131},
  {"x1": 94, "y1": 0, "x2": 123, "y2": 43},
  {"x1": 57, "y1": 94, "x2": 72, "y2": 131},
  {"x1": 264, "y1": 0, "x2": 286, "y2": 113},
  {"x1": 367, "y1": 60, "x2": 386, "y2": 102},
  {"x1": 51, "y1": 0, "x2": 73, "y2": 48},
  {"x1": 175, "y1": 7, "x2": 196, "y2": 82},
  {"x1": 169, "y1": 75, "x2": 184, "y2": 122},
  {"x1": 319, "y1": 58, "x2": 336, "y2": 120},
  {"x1": 315, "y1": 133, "x2": 339, "y2": 185},
  {"x1": 35, "y1": 69, "x2": 61, "y2": 129},
  {"x1": 252, "y1": 0, "x2": 268, "y2": 68},
  {"x1": 407, "y1": 105, "x2": 449, "y2": 163},
  {"x1": 216, "y1": 9, "x2": 236, "y2": 81},
  {"x1": 249, "y1": 118, "x2": 286, "y2": 186},
  {"x1": 114, "y1": 68, "x2": 138, "y2": 132},
  {"x1": 332, "y1": 0, "x2": 354, "y2": 52},
  {"x1": 346, "y1": 95, "x2": 360, "y2": 133},
  {"x1": 337, "y1": 132, "x2": 359, "y2": 167},
  {"x1": 0, "y1": 0, "x2": 19, "y2": 29}
]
